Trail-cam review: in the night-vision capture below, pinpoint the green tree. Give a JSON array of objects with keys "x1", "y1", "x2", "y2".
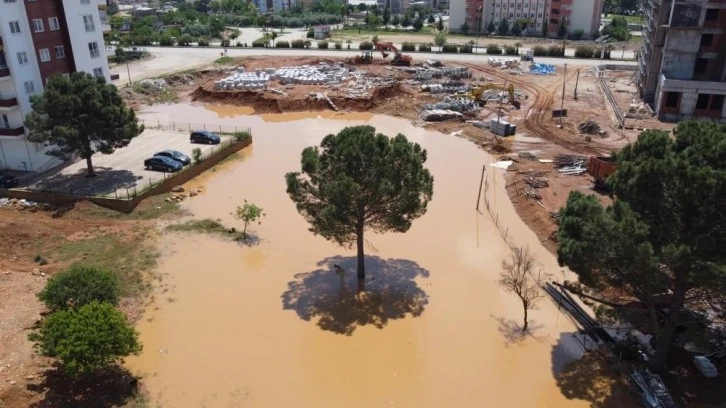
[
  {"x1": 402, "y1": 13, "x2": 412, "y2": 28},
  {"x1": 459, "y1": 21, "x2": 470, "y2": 34},
  {"x1": 233, "y1": 200, "x2": 265, "y2": 237},
  {"x1": 383, "y1": 6, "x2": 390, "y2": 28},
  {"x1": 38, "y1": 265, "x2": 120, "y2": 311},
  {"x1": 486, "y1": 20, "x2": 496, "y2": 34},
  {"x1": 434, "y1": 31, "x2": 447, "y2": 51},
  {"x1": 25, "y1": 73, "x2": 143, "y2": 177},
  {"x1": 498, "y1": 18, "x2": 509, "y2": 35},
  {"x1": 268, "y1": 31, "x2": 278, "y2": 46},
  {"x1": 437, "y1": 16, "x2": 444, "y2": 31},
  {"x1": 29, "y1": 301, "x2": 141, "y2": 377},
  {"x1": 285, "y1": 126, "x2": 434, "y2": 292},
  {"x1": 511, "y1": 20, "x2": 522, "y2": 36},
  {"x1": 557, "y1": 20, "x2": 568, "y2": 38},
  {"x1": 557, "y1": 122, "x2": 726, "y2": 372},
  {"x1": 427, "y1": 14, "x2": 435, "y2": 24},
  {"x1": 412, "y1": 17, "x2": 423, "y2": 31},
  {"x1": 392, "y1": 14, "x2": 400, "y2": 27},
  {"x1": 114, "y1": 46, "x2": 127, "y2": 63}
]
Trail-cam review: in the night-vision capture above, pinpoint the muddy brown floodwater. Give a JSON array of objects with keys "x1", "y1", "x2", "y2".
[{"x1": 127, "y1": 104, "x2": 609, "y2": 407}]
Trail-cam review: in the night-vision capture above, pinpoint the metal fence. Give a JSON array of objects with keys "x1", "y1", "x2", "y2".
[{"x1": 140, "y1": 119, "x2": 251, "y2": 135}]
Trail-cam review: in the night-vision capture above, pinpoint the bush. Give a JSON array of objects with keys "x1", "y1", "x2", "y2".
[
  {"x1": 441, "y1": 44, "x2": 458, "y2": 53},
  {"x1": 291, "y1": 39, "x2": 306, "y2": 48},
  {"x1": 236, "y1": 42, "x2": 245, "y2": 47},
  {"x1": 547, "y1": 45, "x2": 564, "y2": 57},
  {"x1": 234, "y1": 131, "x2": 251, "y2": 142},
  {"x1": 574, "y1": 45, "x2": 595, "y2": 58},
  {"x1": 307, "y1": 28, "x2": 314, "y2": 38},
  {"x1": 334, "y1": 41, "x2": 342, "y2": 49},
  {"x1": 487, "y1": 44, "x2": 502, "y2": 55},
  {"x1": 220, "y1": 39, "x2": 230, "y2": 47},
  {"x1": 359, "y1": 40, "x2": 374, "y2": 50},
  {"x1": 459, "y1": 44, "x2": 473, "y2": 53},
  {"x1": 38, "y1": 265, "x2": 120, "y2": 311},
  {"x1": 197, "y1": 38, "x2": 210, "y2": 47},
  {"x1": 401, "y1": 42, "x2": 416, "y2": 52},
  {"x1": 317, "y1": 40, "x2": 329, "y2": 49},
  {"x1": 571, "y1": 29, "x2": 585, "y2": 40},
  {"x1": 252, "y1": 39, "x2": 267, "y2": 48},
  {"x1": 533, "y1": 45, "x2": 547, "y2": 56},
  {"x1": 418, "y1": 43, "x2": 431, "y2": 52},
  {"x1": 29, "y1": 301, "x2": 141, "y2": 377},
  {"x1": 276, "y1": 40, "x2": 290, "y2": 48},
  {"x1": 159, "y1": 36, "x2": 174, "y2": 46},
  {"x1": 505, "y1": 45, "x2": 517, "y2": 55},
  {"x1": 192, "y1": 147, "x2": 202, "y2": 163},
  {"x1": 178, "y1": 34, "x2": 195, "y2": 46}
]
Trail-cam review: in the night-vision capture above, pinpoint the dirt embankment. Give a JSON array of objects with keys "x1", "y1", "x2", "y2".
[{"x1": 191, "y1": 80, "x2": 405, "y2": 114}]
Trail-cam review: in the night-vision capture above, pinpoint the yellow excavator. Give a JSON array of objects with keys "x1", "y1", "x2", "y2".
[{"x1": 453, "y1": 84, "x2": 521, "y2": 109}]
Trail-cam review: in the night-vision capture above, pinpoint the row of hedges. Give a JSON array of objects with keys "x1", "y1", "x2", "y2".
[{"x1": 533, "y1": 45, "x2": 565, "y2": 57}]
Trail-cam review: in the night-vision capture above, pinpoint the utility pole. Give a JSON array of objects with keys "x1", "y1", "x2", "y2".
[
  {"x1": 475, "y1": 6, "x2": 483, "y2": 53},
  {"x1": 573, "y1": 69, "x2": 580, "y2": 100},
  {"x1": 560, "y1": 63, "x2": 567, "y2": 127},
  {"x1": 126, "y1": 61, "x2": 131, "y2": 86}
]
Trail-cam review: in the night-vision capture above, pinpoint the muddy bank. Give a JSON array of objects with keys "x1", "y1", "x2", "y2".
[
  {"x1": 191, "y1": 81, "x2": 405, "y2": 114},
  {"x1": 126, "y1": 108, "x2": 638, "y2": 407}
]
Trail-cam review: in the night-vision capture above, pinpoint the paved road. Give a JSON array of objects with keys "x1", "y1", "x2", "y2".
[{"x1": 112, "y1": 46, "x2": 637, "y2": 83}]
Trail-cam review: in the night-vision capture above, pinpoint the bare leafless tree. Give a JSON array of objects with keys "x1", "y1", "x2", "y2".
[{"x1": 499, "y1": 246, "x2": 548, "y2": 332}]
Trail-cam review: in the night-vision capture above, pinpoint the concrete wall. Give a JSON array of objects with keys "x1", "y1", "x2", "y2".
[
  {"x1": 569, "y1": 0, "x2": 602, "y2": 35},
  {"x1": 62, "y1": 0, "x2": 110, "y2": 82},
  {"x1": 449, "y1": 0, "x2": 467, "y2": 32},
  {"x1": 656, "y1": 74, "x2": 726, "y2": 121},
  {"x1": 1, "y1": 137, "x2": 252, "y2": 212},
  {"x1": 660, "y1": 28, "x2": 701, "y2": 79}
]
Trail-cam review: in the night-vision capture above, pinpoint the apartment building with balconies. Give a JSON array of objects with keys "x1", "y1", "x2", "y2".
[
  {"x1": 640, "y1": 0, "x2": 726, "y2": 121},
  {"x1": 449, "y1": 0, "x2": 602, "y2": 37},
  {"x1": 0, "y1": 0, "x2": 109, "y2": 171}
]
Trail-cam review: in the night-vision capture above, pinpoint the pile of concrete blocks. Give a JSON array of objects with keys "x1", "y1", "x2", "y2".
[
  {"x1": 420, "y1": 109, "x2": 464, "y2": 121},
  {"x1": 423, "y1": 96, "x2": 480, "y2": 113},
  {"x1": 214, "y1": 67, "x2": 270, "y2": 90}
]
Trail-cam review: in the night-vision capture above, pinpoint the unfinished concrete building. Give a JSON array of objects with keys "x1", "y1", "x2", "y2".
[{"x1": 640, "y1": 0, "x2": 726, "y2": 122}]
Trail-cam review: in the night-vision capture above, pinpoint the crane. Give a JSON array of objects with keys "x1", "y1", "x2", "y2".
[{"x1": 374, "y1": 41, "x2": 412, "y2": 66}]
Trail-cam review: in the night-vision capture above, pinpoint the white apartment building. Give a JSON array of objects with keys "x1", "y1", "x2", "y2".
[{"x1": 0, "y1": 0, "x2": 109, "y2": 171}]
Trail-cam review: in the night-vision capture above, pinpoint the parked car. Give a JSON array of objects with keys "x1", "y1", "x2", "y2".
[
  {"x1": 0, "y1": 171, "x2": 19, "y2": 189},
  {"x1": 190, "y1": 130, "x2": 221, "y2": 144},
  {"x1": 154, "y1": 149, "x2": 191, "y2": 165},
  {"x1": 144, "y1": 156, "x2": 183, "y2": 172}
]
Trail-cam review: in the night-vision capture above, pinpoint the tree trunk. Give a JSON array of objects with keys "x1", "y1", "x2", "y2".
[
  {"x1": 522, "y1": 300, "x2": 529, "y2": 332},
  {"x1": 650, "y1": 291, "x2": 685, "y2": 372},
  {"x1": 356, "y1": 225, "x2": 365, "y2": 294},
  {"x1": 85, "y1": 155, "x2": 95, "y2": 177}
]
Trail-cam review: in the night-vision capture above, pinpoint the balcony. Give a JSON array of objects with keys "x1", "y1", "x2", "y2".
[
  {"x1": 0, "y1": 126, "x2": 25, "y2": 137},
  {"x1": 0, "y1": 97, "x2": 18, "y2": 108}
]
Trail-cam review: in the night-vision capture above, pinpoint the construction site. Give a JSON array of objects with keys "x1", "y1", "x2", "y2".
[{"x1": 127, "y1": 53, "x2": 671, "y2": 249}]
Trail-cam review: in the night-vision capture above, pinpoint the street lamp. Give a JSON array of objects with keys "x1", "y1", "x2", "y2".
[{"x1": 476, "y1": 5, "x2": 483, "y2": 53}]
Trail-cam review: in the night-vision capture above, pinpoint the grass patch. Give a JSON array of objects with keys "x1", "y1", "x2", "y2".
[
  {"x1": 604, "y1": 14, "x2": 644, "y2": 24},
  {"x1": 76, "y1": 194, "x2": 181, "y2": 220},
  {"x1": 131, "y1": 83, "x2": 178, "y2": 105},
  {"x1": 214, "y1": 56, "x2": 235, "y2": 65},
  {"x1": 51, "y1": 233, "x2": 157, "y2": 297},
  {"x1": 166, "y1": 218, "x2": 245, "y2": 240}
]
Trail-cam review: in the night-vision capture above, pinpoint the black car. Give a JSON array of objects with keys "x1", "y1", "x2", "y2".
[
  {"x1": 154, "y1": 149, "x2": 191, "y2": 165},
  {"x1": 0, "y1": 171, "x2": 19, "y2": 189},
  {"x1": 144, "y1": 156, "x2": 183, "y2": 172},
  {"x1": 190, "y1": 130, "x2": 221, "y2": 144}
]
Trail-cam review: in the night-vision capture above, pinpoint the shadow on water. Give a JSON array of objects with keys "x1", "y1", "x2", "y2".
[
  {"x1": 281, "y1": 255, "x2": 430, "y2": 335},
  {"x1": 30, "y1": 167, "x2": 142, "y2": 196},
  {"x1": 551, "y1": 333, "x2": 638, "y2": 408},
  {"x1": 25, "y1": 364, "x2": 140, "y2": 408},
  {"x1": 495, "y1": 317, "x2": 546, "y2": 345}
]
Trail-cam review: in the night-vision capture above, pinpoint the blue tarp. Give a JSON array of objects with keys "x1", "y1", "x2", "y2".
[{"x1": 529, "y1": 63, "x2": 557, "y2": 75}]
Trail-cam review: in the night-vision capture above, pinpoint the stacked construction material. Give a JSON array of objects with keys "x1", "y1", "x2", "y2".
[
  {"x1": 423, "y1": 96, "x2": 479, "y2": 113},
  {"x1": 419, "y1": 109, "x2": 463, "y2": 121},
  {"x1": 490, "y1": 118, "x2": 516, "y2": 136},
  {"x1": 529, "y1": 63, "x2": 556, "y2": 75}
]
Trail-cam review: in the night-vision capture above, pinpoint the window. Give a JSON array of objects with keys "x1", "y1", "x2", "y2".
[
  {"x1": 23, "y1": 81, "x2": 35, "y2": 94},
  {"x1": 16, "y1": 52, "x2": 28, "y2": 65},
  {"x1": 700, "y1": 34, "x2": 713, "y2": 47},
  {"x1": 48, "y1": 17, "x2": 60, "y2": 31},
  {"x1": 9, "y1": 21, "x2": 21, "y2": 34},
  {"x1": 710, "y1": 95, "x2": 724, "y2": 111},
  {"x1": 696, "y1": 94, "x2": 710, "y2": 109},
  {"x1": 551, "y1": 8, "x2": 559, "y2": 14},
  {"x1": 80, "y1": 0, "x2": 89, "y2": 3},
  {"x1": 55, "y1": 46, "x2": 65, "y2": 59},
  {"x1": 705, "y1": 8, "x2": 719, "y2": 22},
  {"x1": 39, "y1": 48, "x2": 50, "y2": 62},
  {"x1": 32, "y1": 19, "x2": 44, "y2": 32},
  {"x1": 2, "y1": 0, "x2": 17, "y2": 3},
  {"x1": 694, "y1": 58, "x2": 707, "y2": 74},
  {"x1": 83, "y1": 15, "x2": 95, "y2": 32},
  {"x1": 664, "y1": 92, "x2": 680, "y2": 108},
  {"x1": 93, "y1": 67, "x2": 103, "y2": 77},
  {"x1": 88, "y1": 42, "x2": 100, "y2": 58}
]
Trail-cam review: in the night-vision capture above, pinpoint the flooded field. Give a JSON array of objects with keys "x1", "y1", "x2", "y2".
[{"x1": 126, "y1": 104, "x2": 625, "y2": 407}]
